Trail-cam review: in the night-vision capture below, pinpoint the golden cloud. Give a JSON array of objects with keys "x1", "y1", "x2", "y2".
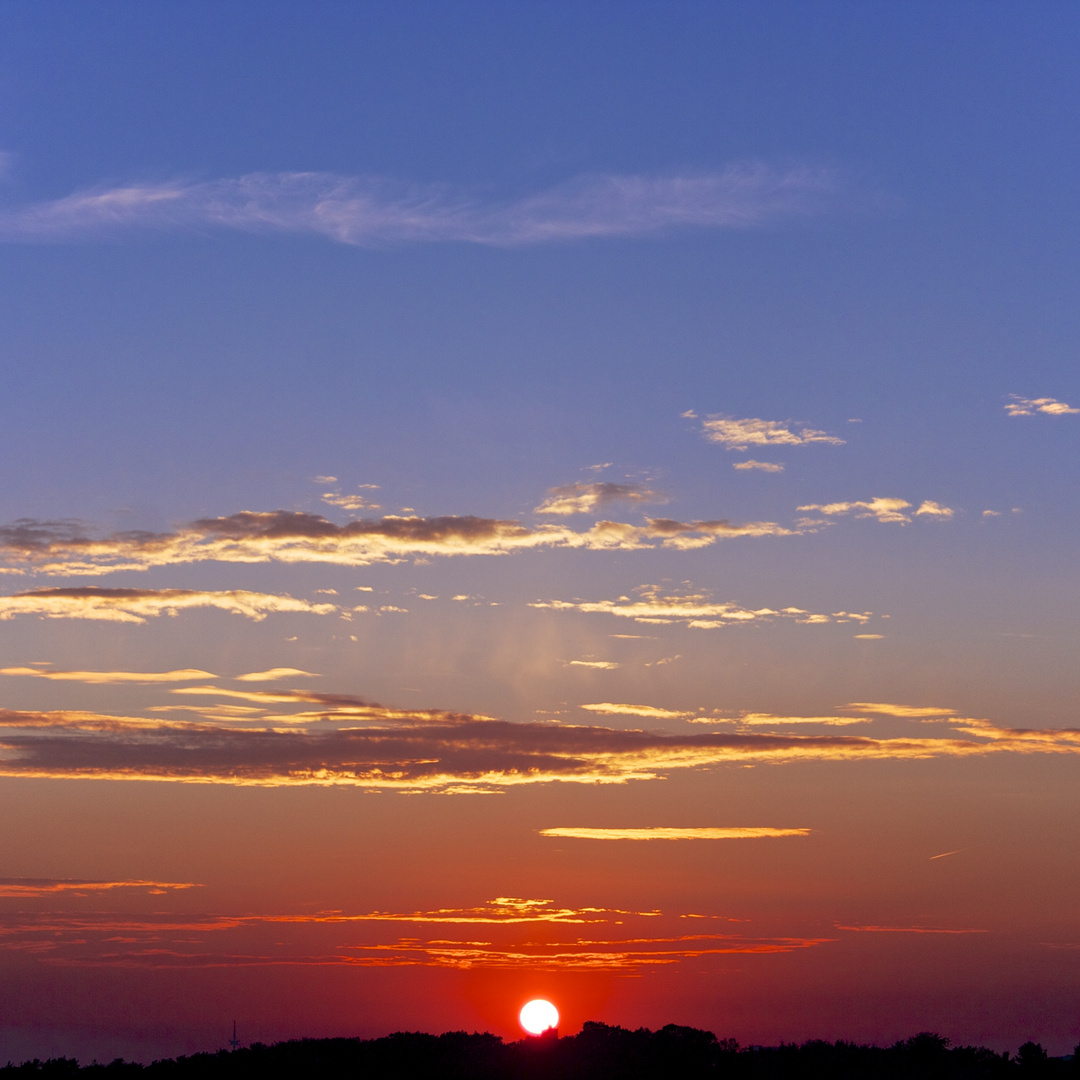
[
  {"x1": 797, "y1": 497, "x2": 957, "y2": 525},
  {"x1": 0, "y1": 587, "x2": 337, "y2": 623},
  {"x1": 0, "y1": 510, "x2": 792, "y2": 576},
  {"x1": 0, "y1": 667, "x2": 217, "y2": 684},
  {"x1": 0, "y1": 694, "x2": 1077, "y2": 792},
  {"x1": 531, "y1": 584, "x2": 872, "y2": 629},
  {"x1": 733, "y1": 460, "x2": 784, "y2": 472},
  {"x1": 700, "y1": 415, "x2": 844, "y2": 450},
  {"x1": 1005, "y1": 394, "x2": 1079, "y2": 417},
  {"x1": 539, "y1": 827, "x2": 811, "y2": 840},
  {"x1": 533, "y1": 482, "x2": 664, "y2": 516}
]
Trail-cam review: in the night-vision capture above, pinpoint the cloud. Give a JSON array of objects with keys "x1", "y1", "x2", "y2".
[
  {"x1": 0, "y1": 895, "x2": 831, "y2": 972},
  {"x1": 539, "y1": 827, "x2": 810, "y2": 840},
  {"x1": 0, "y1": 164, "x2": 842, "y2": 247},
  {"x1": 699, "y1": 416, "x2": 845, "y2": 451},
  {"x1": 580, "y1": 703, "x2": 695, "y2": 720},
  {"x1": 567, "y1": 660, "x2": 620, "y2": 670},
  {"x1": 915, "y1": 501, "x2": 955, "y2": 519},
  {"x1": 234, "y1": 668, "x2": 319, "y2": 682},
  {"x1": 1005, "y1": 395, "x2": 1079, "y2": 417},
  {"x1": 836, "y1": 925, "x2": 986, "y2": 935},
  {"x1": 732, "y1": 460, "x2": 784, "y2": 472},
  {"x1": 531, "y1": 583, "x2": 872, "y2": 630},
  {"x1": 1, "y1": 694, "x2": 1078, "y2": 792},
  {"x1": 0, "y1": 879, "x2": 199, "y2": 898},
  {"x1": 796, "y1": 497, "x2": 955, "y2": 524},
  {"x1": 0, "y1": 587, "x2": 338, "y2": 623},
  {"x1": 0, "y1": 667, "x2": 217, "y2": 684},
  {"x1": 698, "y1": 713, "x2": 872, "y2": 727},
  {"x1": 534, "y1": 482, "x2": 664, "y2": 516},
  {"x1": 0, "y1": 510, "x2": 793, "y2": 576},
  {"x1": 843, "y1": 702, "x2": 956, "y2": 718}
]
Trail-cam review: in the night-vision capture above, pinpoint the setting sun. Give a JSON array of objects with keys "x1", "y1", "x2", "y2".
[{"x1": 519, "y1": 999, "x2": 559, "y2": 1036}]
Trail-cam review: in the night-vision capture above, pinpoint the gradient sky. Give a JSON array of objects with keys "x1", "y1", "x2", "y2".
[{"x1": 1, "y1": 0, "x2": 1079, "y2": 1063}]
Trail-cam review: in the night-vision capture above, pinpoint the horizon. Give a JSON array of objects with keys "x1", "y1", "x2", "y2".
[{"x1": 0, "y1": 1, "x2": 1079, "y2": 1064}]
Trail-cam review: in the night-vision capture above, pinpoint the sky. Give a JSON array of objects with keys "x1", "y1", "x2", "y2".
[{"x1": 0, "y1": 0, "x2": 1079, "y2": 1063}]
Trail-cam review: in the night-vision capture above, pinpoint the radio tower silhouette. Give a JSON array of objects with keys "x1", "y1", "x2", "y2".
[{"x1": 229, "y1": 1021, "x2": 240, "y2": 1052}]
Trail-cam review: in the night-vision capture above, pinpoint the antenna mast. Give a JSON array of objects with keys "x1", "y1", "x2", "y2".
[{"x1": 229, "y1": 1021, "x2": 240, "y2": 1052}]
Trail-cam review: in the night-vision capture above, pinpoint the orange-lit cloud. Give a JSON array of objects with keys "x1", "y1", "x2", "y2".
[
  {"x1": 844, "y1": 702, "x2": 957, "y2": 717},
  {"x1": 567, "y1": 660, "x2": 620, "y2": 670},
  {"x1": 0, "y1": 667, "x2": 217, "y2": 684},
  {"x1": 0, "y1": 895, "x2": 832, "y2": 972},
  {"x1": 689, "y1": 712, "x2": 871, "y2": 727},
  {"x1": 0, "y1": 587, "x2": 337, "y2": 622},
  {"x1": 1, "y1": 697, "x2": 1078, "y2": 791},
  {"x1": 533, "y1": 482, "x2": 664, "y2": 516},
  {"x1": 699, "y1": 415, "x2": 845, "y2": 450},
  {"x1": 1005, "y1": 394, "x2": 1079, "y2": 417},
  {"x1": 538, "y1": 827, "x2": 810, "y2": 840},
  {"x1": 0, "y1": 879, "x2": 199, "y2": 898},
  {"x1": 0, "y1": 510, "x2": 792, "y2": 576},
  {"x1": 836, "y1": 924, "x2": 986, "y2": 935},
  {"x1": 532, "y1": 584, "x2": 872, "y2": 629}
]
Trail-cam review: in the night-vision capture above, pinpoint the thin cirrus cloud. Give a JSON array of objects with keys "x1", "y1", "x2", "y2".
[
  {"x1": 1005, "y1": 394, "x2": 1079, "y2": 417},
  {"x1": 696, "y1": 414, "x2": 845, "y2": 451},
  {"x1": 0, "y1": 587, "x2": 338, "y2": 623},
  {"x1": 533, "y1": 482, "x2": 665, "y2": 516},
  {"x1": 797, "y1": 497, "x2": 955, "y2": 524},
  {"x1": 1, "y1": 698, "x2": 1079, "y2": 792},
  {"x1": 0, "y1": 510, "x2": 793, "y2": 577},
  {"x1": 0, "y1": 878, "x2": 199, "y2": 898},
  {"x1": 538, "y1": 827, "x2": 810, "y2": 840},
  {"x1": 531, "y1": 583, "x2": 873, "y2": 630},
  {"x1": 0, "y1": 164, "x2": 842, "y2": 247},
  {"x1": 580, "y1": 702, "x2": 694, "y2": 720},
  {"x1": 0, "y1": 666, "x2": 217, "y2": 684}
]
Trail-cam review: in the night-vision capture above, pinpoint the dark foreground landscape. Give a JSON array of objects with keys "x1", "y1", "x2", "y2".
[{"x1": 3, "y1": 1027, "x2": 1078, "y2": 1080}]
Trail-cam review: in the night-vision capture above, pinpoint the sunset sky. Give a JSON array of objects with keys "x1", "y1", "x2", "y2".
[{"x1": 1, "y1": 1, "x2": 1079, "y2": 1063}]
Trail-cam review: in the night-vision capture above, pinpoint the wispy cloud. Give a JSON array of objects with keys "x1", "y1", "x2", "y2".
[
  {"x1": 539, "y1": 827, "x2": 810, "y2": 840},
  {"x1": 699, "y1": 415, "x2": 845, "y2": 451},
  {"x1": 732, "y1": 460, "x2": 784, "y2": 472},
  {"x1": 1005, "y1": 394, "x2": 1079, "y2": 417},
  {"x1": 567, "y1": 660, "x2": 620, "y2": 670},
  {"x1": 694, "y1": 712, "x2": 872, "y2": 727},
  {"x1": 797, "y1": 497, "x2": 955, "y2": 524},
  {"x1": 580, "y1": 702, "x2": 695, "y2": 719},
  {"x1": 0, "y1": 164, "x2": 842, "y2": 247},
  {"x1": 0, "y1": 879, "x2": 199, "y2": 898},
  {"x1": 0, "y1": 896, "x2": 830, "y2": 972},
  {"x1": 0, "y1": 587, "x2": 337, "y2": 623},
  {"x1": 533, "y1": 482, "x2": 664, "y2": 516},
  {"x1": 531, "y1": 583, "x2": 872, "y2": 630},
  {"x1": 836, "y1": 924, "x2": 986, "y2": 935},
  {"x1": 0, "y1": 510, "x2": 793, "y2": 576},
  {"x1": 843, "y1": 702, "x2": 956, "y2": 718},
  {"x1": 0, "y1": 666, "x2": 217, "y2": 684}
]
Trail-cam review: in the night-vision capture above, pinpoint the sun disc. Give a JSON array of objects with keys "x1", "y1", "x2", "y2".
[{"x1": 519, "y1": 998, "x2": 559, "y2": 1035}]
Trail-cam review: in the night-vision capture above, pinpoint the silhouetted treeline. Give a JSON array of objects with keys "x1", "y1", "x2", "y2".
[{"x1": 3, "y1": 1026, "x2": 1078, "y2": 1080}]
